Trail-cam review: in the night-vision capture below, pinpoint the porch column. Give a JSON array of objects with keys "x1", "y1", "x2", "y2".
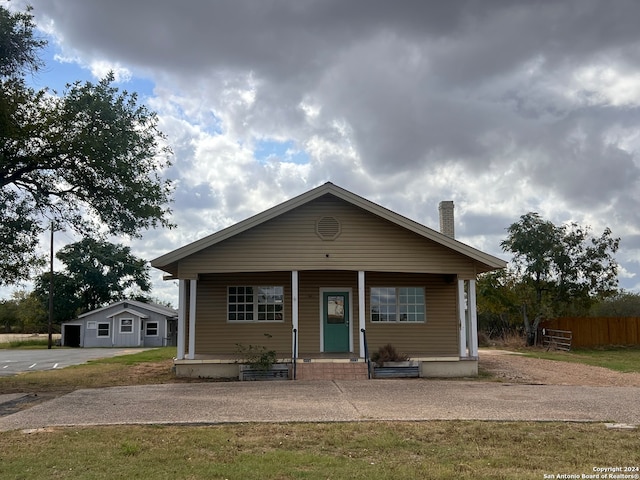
[
  {"x1": 468, "y1": 279, "x2": 479, "y2": 358},
  {"x1": 458, "y1": 279, "x2": 468, "y2": 358},
  {"x1": 291, "y1": 270, "x2": 299, "y2": 358},
  {"x1": 358, "y1": 270, "x2": 366, "y2": 357},
  {"x1": 187, "y1": 279, "x2": 197, "y2": 360},
  {"x1": 177, "y1": 279, "x2": 186, "y2": 360}
]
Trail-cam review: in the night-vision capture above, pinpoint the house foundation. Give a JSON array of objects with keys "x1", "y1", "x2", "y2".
[{"x1": 173, "y1": 357, "x2": 477, "y2": 380}]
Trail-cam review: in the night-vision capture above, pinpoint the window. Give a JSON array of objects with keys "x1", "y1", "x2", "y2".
[
  {"x1": 146, "y1": 322, "x2": 158, "y2": 336},
  {"x1": 228, "y1": 286, "x2": 284, "y2": 322},
  {"x1": 97, "y1": 323, "x2": 110, "y2": 337},
  {"x1": 120, "y1": 318, "x2": 133, "y2": 333},
  {"x1": 370, "y1": 287, "x2": 425, "y2": 322}
]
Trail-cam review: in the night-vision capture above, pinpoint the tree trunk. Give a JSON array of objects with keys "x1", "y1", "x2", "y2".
[{"x1": 522, "y1": 304, "x2": 536, "y2": 346}]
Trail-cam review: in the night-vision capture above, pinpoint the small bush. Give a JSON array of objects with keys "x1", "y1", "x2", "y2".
[
  {"x1": 370, "y1": 344, "x2": 409, "y2": 367},
  {"x1": 235, "y1": 338, "x2": 277, "y2": 371},
  {"x1": 477, "y1": 331, "x2": 491, "y2": 347},
  {"x1": 6, "y1": 339, "x2": 50, "y2": 349}
]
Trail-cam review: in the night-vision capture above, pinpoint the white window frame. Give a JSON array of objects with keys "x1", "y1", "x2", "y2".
[
  {"x1": 145, "y1": 321, "x2": 159, "y2": 337},
  {"x1": 370, "y1": 287, "x2": 426, "y2": 323},
  {"x1": 97, "y1": 322, "x2": 110, "y2": 337},
  {"x1": 227, "y1": 286, "x2": 284, "y2": 323},
  {"x1": 119, "y1": 318, "x2": 134, "y2": 334}
]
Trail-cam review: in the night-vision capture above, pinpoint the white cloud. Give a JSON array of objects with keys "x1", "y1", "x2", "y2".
[{"x1": 3, "y1": 0, "x2": 640, "y2": 306}]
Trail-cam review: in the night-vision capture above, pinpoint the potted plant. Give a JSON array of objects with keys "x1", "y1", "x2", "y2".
[{"x1": 371, "y1": 344, "x2": 419, "y2": 378}]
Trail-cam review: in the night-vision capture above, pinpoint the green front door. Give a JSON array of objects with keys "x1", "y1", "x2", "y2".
[{"x1": 323, "y1": 292, "x2": 350, "y2": 352}]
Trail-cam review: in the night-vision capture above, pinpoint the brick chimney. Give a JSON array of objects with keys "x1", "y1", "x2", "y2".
[{"x1": 438, "y1": 201, "x2": 455, "y2": 239}]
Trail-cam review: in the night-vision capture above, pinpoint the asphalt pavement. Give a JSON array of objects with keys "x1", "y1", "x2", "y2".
[
  {"x1": 0, "y1": 348, "x2": 150, "y2": 376},
  {"x1": 1, "y1": 380, "x2": 638, "y2": 432}
]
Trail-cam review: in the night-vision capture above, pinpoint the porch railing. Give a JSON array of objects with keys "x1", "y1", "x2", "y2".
[
  {"x1": 361, "y1": 328, "x2": 371, "y2": 379},
  {"x1": 292, "y1": 328, "x2": 298, "y2": 380}
]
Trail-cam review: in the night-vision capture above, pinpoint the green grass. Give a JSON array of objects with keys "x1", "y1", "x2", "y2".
[
  {"x1": 0, "y1": 422, "x2": 637, "y2": 479},
  {"x1": 521, "y1": 346, "x2": 640, "y2": 373},
  {"x1": 0, "y1": 339, "x2": 54, "y2": 349},
  {"x1": 90, "y1": 346, "x2": 177, "y2": 365}
]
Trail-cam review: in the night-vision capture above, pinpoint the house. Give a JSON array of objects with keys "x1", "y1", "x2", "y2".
[
  {"x1": 61, "y1": 300, "x2": 178, "y2": 348},
  {"x1": 151, "y1": 182, "x2": 506, "y2": 380}
]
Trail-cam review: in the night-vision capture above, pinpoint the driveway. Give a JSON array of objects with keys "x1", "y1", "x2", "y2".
[
  {"x1": 0, "y1": 348, "x2": 150, "y2": 377},
  {"x1": 0, "y1": 380, "x2": 638, "y2": 432}
]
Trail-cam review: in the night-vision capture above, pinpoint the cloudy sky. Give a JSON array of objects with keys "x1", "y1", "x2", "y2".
[{"x1": 6, "y1": 0, "x2": 640, "y2": 305}]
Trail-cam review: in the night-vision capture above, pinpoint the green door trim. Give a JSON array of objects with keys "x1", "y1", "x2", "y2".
[{"x1": 321, "y1": 288, "x2": 352, "y2": 353}]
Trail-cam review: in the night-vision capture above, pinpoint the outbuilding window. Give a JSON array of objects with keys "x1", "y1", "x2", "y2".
[
  {"x1": 97, "y1": 322, "x2": 110, "y2": 337},
  {"x1": 120, "y1": 318, "x2": 133, "y2": 333},
  {"x1": 146, "y1": 322, "x2": 158, "y2": 336},
  {"x1": 370, "y1": 287, "x2": 425, "y2": 322},
  {"x1": 228, "y1": 286, "x2": 284, "y2": 322}
]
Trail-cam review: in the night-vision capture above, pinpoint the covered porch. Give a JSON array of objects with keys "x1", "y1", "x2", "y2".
[{"x1": 172, "y1": 270, "x2": 480, "y2": 380}]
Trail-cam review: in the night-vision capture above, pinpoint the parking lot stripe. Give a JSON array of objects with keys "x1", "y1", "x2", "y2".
[{"x1": 28, "y1": 363, "x2": 37, "y2": 369}]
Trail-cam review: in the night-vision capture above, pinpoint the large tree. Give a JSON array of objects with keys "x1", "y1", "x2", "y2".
[
  {"x1": 52, "y1": 238, "x2": 152, "y2": 313},
  {"x1": 32, "y1": 272, "x2": 83, "y2": 324},
  {"x1": 0, "y1": 5, "x2": 173, "y2": 285},
  {"x1": 501, "y1": 212, "x2": 619, "y2": 344}
]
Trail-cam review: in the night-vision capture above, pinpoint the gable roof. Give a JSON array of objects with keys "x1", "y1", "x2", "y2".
[
  {"x1": 106, "y1": 308, "x2": 149, "y2": 319},
  {"x1": 78, "y1": 300, "x2": 177, "y2": 319},
  {"x1": 152, "y1": 182, "x2": 506, "y2": 274}
]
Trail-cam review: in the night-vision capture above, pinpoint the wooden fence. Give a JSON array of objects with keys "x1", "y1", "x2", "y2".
[
  {"x1": 539, "y1": 317, "x2": 640, "y2": 348},
  {"x1": 541, "y1": 329, "x2": 572, "y2": 351}
]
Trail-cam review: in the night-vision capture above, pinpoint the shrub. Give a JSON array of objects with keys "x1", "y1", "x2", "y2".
[
  {"x1": 235, "y1": 341, "x2": 277, "y2": 371},
  {"x1": 370, "y1": 343, "x2": 409, "y2": 367}
]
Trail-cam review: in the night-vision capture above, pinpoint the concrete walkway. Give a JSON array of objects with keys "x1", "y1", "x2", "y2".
[{"x1": 1, "y1": 379, "x2": 638, "y2": 431}]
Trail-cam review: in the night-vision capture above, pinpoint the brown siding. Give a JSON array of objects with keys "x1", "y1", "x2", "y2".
[
  {"x1": 193, "y1": 270, "x2": 459, "y2": 358},
  {"x1": 364, "y1": 272, "x2": 459, "y2": 357},
  {"x1": 195, "y1": 272, "x2": 293, "y2": 356},
  {"x1": 178, "y1": 195, "x2": 478, "y2": 278}
]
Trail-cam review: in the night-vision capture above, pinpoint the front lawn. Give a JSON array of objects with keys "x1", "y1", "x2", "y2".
[
  {"x1": 1, "y1": 422, "x2": 637, "y2": 480},
  {"x1": 521, "y1": 345, "x2": 640, "y2": 373}
]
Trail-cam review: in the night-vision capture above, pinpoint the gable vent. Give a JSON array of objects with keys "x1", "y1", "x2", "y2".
[{"x1": 316, "y1": 216, "x2": 341, "y2": 240}]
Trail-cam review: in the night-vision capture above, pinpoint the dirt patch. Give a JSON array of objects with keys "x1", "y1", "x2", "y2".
[{"x1": 479, "y1": 349, "x2": 640, "y2": 386}]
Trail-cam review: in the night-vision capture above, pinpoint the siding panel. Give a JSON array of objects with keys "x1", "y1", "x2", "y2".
[
  {"x1": 179, "y1": 196, "x2": 478, "y2": 278},
  {"x1": 195, "y1": 272, "x2": 293, "y2": 357},
  {"x1": 194, "y1": 270, "x2": 459, "y2": 358},
  {"x1": 364, "y1": 272, "x2": 459, "y2": 357}
]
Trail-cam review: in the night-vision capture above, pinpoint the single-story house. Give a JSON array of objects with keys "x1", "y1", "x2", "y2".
[
  {"x1": 61, "y1": 300, "x2": 178, "y2": 348},
  {"x1": 151, "y1": 182, "x2": 506, "y2": 379}
]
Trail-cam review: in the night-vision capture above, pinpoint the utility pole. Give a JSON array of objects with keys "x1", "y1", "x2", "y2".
[{"x1": 48, "y1": 221, "x2": 54, "y2": 349}]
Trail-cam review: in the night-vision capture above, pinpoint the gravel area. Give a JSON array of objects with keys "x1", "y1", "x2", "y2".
[{"x1": 479, "y1": 349, "x2": 640, "y2": 386}]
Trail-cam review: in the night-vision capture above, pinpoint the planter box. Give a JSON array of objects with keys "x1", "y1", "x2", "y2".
[
  {"x1": 373, "y1": 361, "x2": 419, "y2": 378},
  {"x1": 239, "y1": 363, "x2": 290, "y2": 381}
]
